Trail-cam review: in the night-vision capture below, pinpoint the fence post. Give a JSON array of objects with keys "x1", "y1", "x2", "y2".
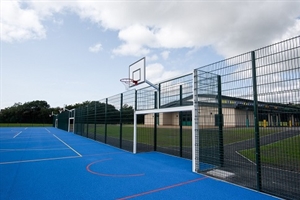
[
  {"x1": 179, "y1": 85, "x2": 183, "y2": 157},
  {"x1": 94, "y1": 101, "x2": 97, "y2": 140},
  {"x1": 120, "y1": 93, "x2": 123, "y2": 148},
  {"x1": 192, "y1": 69, "x2": 199, "y2": 172},
  {"x1": 86, "y1": 105, "x2": 89, "y2": 138},
  {"x1": 158, "y1": 83, "x2": 161, "y2": 108},
  {"x1": 217, "y1": 75, "x2": 224, "y2": 167},
  {"x1": 251, "y1": 51, "x2": 262, "y2": 191},
  {"x1": 133, "y1": 90, "x2": 137, "y2": 153},
  {"x1": 154, "y1": 91, "x2": 157, "y2": 151},
  {"x1": 80, "y1": 107, "x2": 83, "y2": 136},
  {"x1": 105, "y1": 98, "x2": 108, "y2": 143}
]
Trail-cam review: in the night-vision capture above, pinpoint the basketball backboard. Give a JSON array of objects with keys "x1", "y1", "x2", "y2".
[{"x1": 129, "y1": 57, "x2": 145, "y2": 87}]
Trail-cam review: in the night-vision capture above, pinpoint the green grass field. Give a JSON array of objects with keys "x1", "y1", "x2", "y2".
[
  {"x1": 82, "y1": 124, "x2": 280, "y2": 147},
  {"x1": 239, "y1": 135, "x2": 300, "y2": 171},
  {"x1": 0, "y1": 123, "x2": 52, "y2": 127},
  {"x1": 88, "y1": 124, "x2": 192, "y2": 147},
  {"x1": 105, "y1": 125, "x2": 298, "y2": 171},
  {"x1": 223, "y1": 128, "x2": 278, "y2": 145}
]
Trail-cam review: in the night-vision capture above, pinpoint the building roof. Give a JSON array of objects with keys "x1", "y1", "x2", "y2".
[{"x1": 160, "y1": 94, "x2": 300, "y2": 114}]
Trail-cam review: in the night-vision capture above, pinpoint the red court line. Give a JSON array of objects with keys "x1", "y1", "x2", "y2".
[
  {"x1": 81, "y1": 152, "x2": 124, "y2": 157},
  {"x1": 117, "y1": 176, "x2": 209, "y2": 200}
]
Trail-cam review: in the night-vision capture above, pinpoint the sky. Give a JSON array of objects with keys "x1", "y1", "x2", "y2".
[{"x1": 1, "y1": 0, "x2": 300, "y2": 109}]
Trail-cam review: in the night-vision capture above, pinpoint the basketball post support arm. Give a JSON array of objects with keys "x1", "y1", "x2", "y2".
[{"x1": 145, "y1": 80, "x2": 159, "y2": 90}]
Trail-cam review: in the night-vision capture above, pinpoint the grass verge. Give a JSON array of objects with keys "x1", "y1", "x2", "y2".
[
  {"x1": 0, "y1": 123, "x2": 52, "y2": 127},
  {"x1": 239, "y1": 135, "x2": 300, "y2": 171}
]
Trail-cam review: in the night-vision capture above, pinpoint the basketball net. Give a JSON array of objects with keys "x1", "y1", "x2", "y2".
[{"x1": 120, "y1": 78, "x2": 138, "y2": 90}]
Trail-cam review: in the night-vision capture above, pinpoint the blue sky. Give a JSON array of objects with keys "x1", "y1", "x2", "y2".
[{"x1": 1, "y1": 0, "x2": 300, "y2": 109}]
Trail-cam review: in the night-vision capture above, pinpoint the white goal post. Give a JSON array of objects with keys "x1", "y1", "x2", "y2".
[{"x1": 133, "y1": 69, "x2": 200, "y2": 172}]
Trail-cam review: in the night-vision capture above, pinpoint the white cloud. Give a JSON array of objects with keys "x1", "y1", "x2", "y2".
[
  {"x1": 161, "y1": 51, "x2": 170, "y2": 60},
  {"x1": 118, "y1": 24, "x2": 157, "y2": 47},
  {"x1": 52, "y1": 18, "x2": 64, "y2": 26},
  {"x1": 3, "y1": 1, "x2": 300, "y2": 58},
  {"x1": 72, "y1": 1, "x2": 300, "y2": 57},
  {"x1": 28, "y1": 1, "x2": 73, "y2": 18},
  {"x1": 89, "y1": 43, "x2": 103, "y2": 53},
  {"x1": 112, "y1": 24, "x2": 157, "y2": 56},
  {"x1": 278, "y1": 19, "x2": 300, "y2": 42},
  {"x1": 146, "y1": 63, "x2": 182, "y2": 83},
  {"x1": 1, "y1": 1, "x2": 46, "y2": 42},
  {"x1": 147, "y1": 54, "x2": 158, "y2": 62},
  {"x1": 112, "y1": 43, "x2": 150, "y2": 56}
]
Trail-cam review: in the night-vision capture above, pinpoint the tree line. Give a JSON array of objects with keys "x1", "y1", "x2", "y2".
[
  {"x1": 0, "y1": 101, "x2": 55, "y2": 124},
  {"x1": 64, "y1": 101, "x2": 142, "y2": 124},
  {"x1": 0, "y1": 100, "x2": 141, "y2": 124}
]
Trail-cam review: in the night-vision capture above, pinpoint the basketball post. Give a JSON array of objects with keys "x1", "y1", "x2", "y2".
[
  {"x1": 120, "y1": 57, "x2": 159, "y2": 154},
  {"x1": 145, "y1": 80, "x2": 158, "y2": 90}
]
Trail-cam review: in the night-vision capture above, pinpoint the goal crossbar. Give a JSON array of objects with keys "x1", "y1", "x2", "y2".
[{"x1": 133, "y1": 105, "x2": 198, "y2": 172}]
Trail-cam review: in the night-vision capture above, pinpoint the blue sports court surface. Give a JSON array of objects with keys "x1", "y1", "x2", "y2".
[{"x1": 0, "y1": 127, "x2": 280, "y2": 200}]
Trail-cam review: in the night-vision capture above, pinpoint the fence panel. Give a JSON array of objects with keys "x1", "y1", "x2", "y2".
[
  {"x1": 86, "y1": 102, "x2": 95, "y2": 139},
  {"x1": 136, "y1": 87, "x2": 156, "y2": 111},
  {"x1": 159, "y1": 73, "x2": 193, "y2": 108},
  {"x1": 254, "y1": 37, "x2": 300, "y2": 199},
  {"x1": 196, "y1": 70, "x2": 223, "y2": 170},
  {"x1": 74, "y1": 107, "x2": 83, "y2": 136},
  {"x1": 106, "y1": 94, "x2": 122, "y2": 148},
  {"x1": 95, "y1": 99, "x2": 107, "y2": 143},
  {"x1": 57, "y1": 111, "x2": 69, "y2": 131},
  {"x1": 198, "y1": 52, "x2": 258, "y2": 190},
  {"x1": 62, "y1": 36, "x2": 300, "y2": 200},
  {"x1": 121, "y1": 90, "x2": 135, "y2": 152}
]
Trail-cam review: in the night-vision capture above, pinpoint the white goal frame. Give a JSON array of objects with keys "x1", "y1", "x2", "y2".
[{"x1": 133, "y1": 69, "x2": 200, "y2": 172}]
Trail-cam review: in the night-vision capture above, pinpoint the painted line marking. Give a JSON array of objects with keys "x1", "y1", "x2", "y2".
[
  {"x1": 82, "y1": 152, "x2": 124, "y2": 157},
  {"x1": 117, "y1": 176, "x2": 208, "y2": 200},
  {"x1": 0, "y1": 148, "x2": 70, "y2": 152},
  {"x1": 235, "y1": 151, "x2": 256, "y2": 165},
  {"x1": 13, "y1": 131, "x2": 22, "y2": 138},
  {"x1": 0, "y1": 155, "x2": 81, "y2": 165},
  {"x1": 45, "y1": 128, "x2": 51, "y2": 133},
  {"x1": 86, "y1": 159, "x2": 145, "y2": 177},
  {"x1": 52, "y1": 134, "x2": 82, "y2": 157}
]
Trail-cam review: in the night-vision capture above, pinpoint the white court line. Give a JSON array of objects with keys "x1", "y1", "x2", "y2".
[
  {"x1": 0, "y1": 155, "x2": 81, "y2": 165},
  {"x1": 52, "y1": 134, "x2": 82, "y2": 157},
  {"x1": 0, "y1": 148, "x2": 69, "y2": 152},
  {"x1": 13, "y1": 131, "x2": 22, "y2": 138},
  {"x1": 45, "y1": 128, "x2": 51, "y2": 133},
  {"x1": 235, "y1": 151, "x2": 256, "y2": 165}
]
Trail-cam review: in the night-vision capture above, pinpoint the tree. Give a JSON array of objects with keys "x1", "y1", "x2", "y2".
[
  {"x1": 0, "y1": 100, "x2": 53, "y2": 124},
  {"x1": 122, "y1": 104, "x2": 134, "y2": 124}
]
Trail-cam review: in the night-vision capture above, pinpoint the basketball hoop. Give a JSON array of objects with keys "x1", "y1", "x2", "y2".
[
  {"x1": 120, "y1": 78, "x2": 138, "y2": 90},
  {"x1": 120, "y1": 57, "x2": 157, "y2": 91}
]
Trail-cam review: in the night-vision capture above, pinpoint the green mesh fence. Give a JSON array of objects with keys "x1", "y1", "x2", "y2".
[
  {"x1": 253, "y1": 38, "x2": 300, "y2": 198},
  {"x1": 121, "y1": 90, "x2": 135, "y2": 152},
  {"x1": 105, "y1": 94, "x2": 121, "y2": 148},
  {"x1": 197, "y1": 36, "x2": 300, "y2": 199},
  {"x1": 56, "y1": 36, "x2": 299, "y2": 200},
  {"x1": 159, "y1": 73, "x2": 193, "y2": 108},
  {"x1": 196, "y1": 70, "x2": 223, "y2": 169},
  {"x1": 56, "y1": 111, "x2": 69, "y2": 131}
]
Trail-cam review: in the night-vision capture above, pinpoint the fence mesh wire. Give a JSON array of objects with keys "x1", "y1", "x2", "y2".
[
  {"x1": 197, "y1": 36, "x2": 300, "y2": 199},
  {"x1": 254, "y1": 38, "x2": 300, "y2": 198},
  {"x1": 58, "y1": 36, "x2": 299, "y2": 200}
]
